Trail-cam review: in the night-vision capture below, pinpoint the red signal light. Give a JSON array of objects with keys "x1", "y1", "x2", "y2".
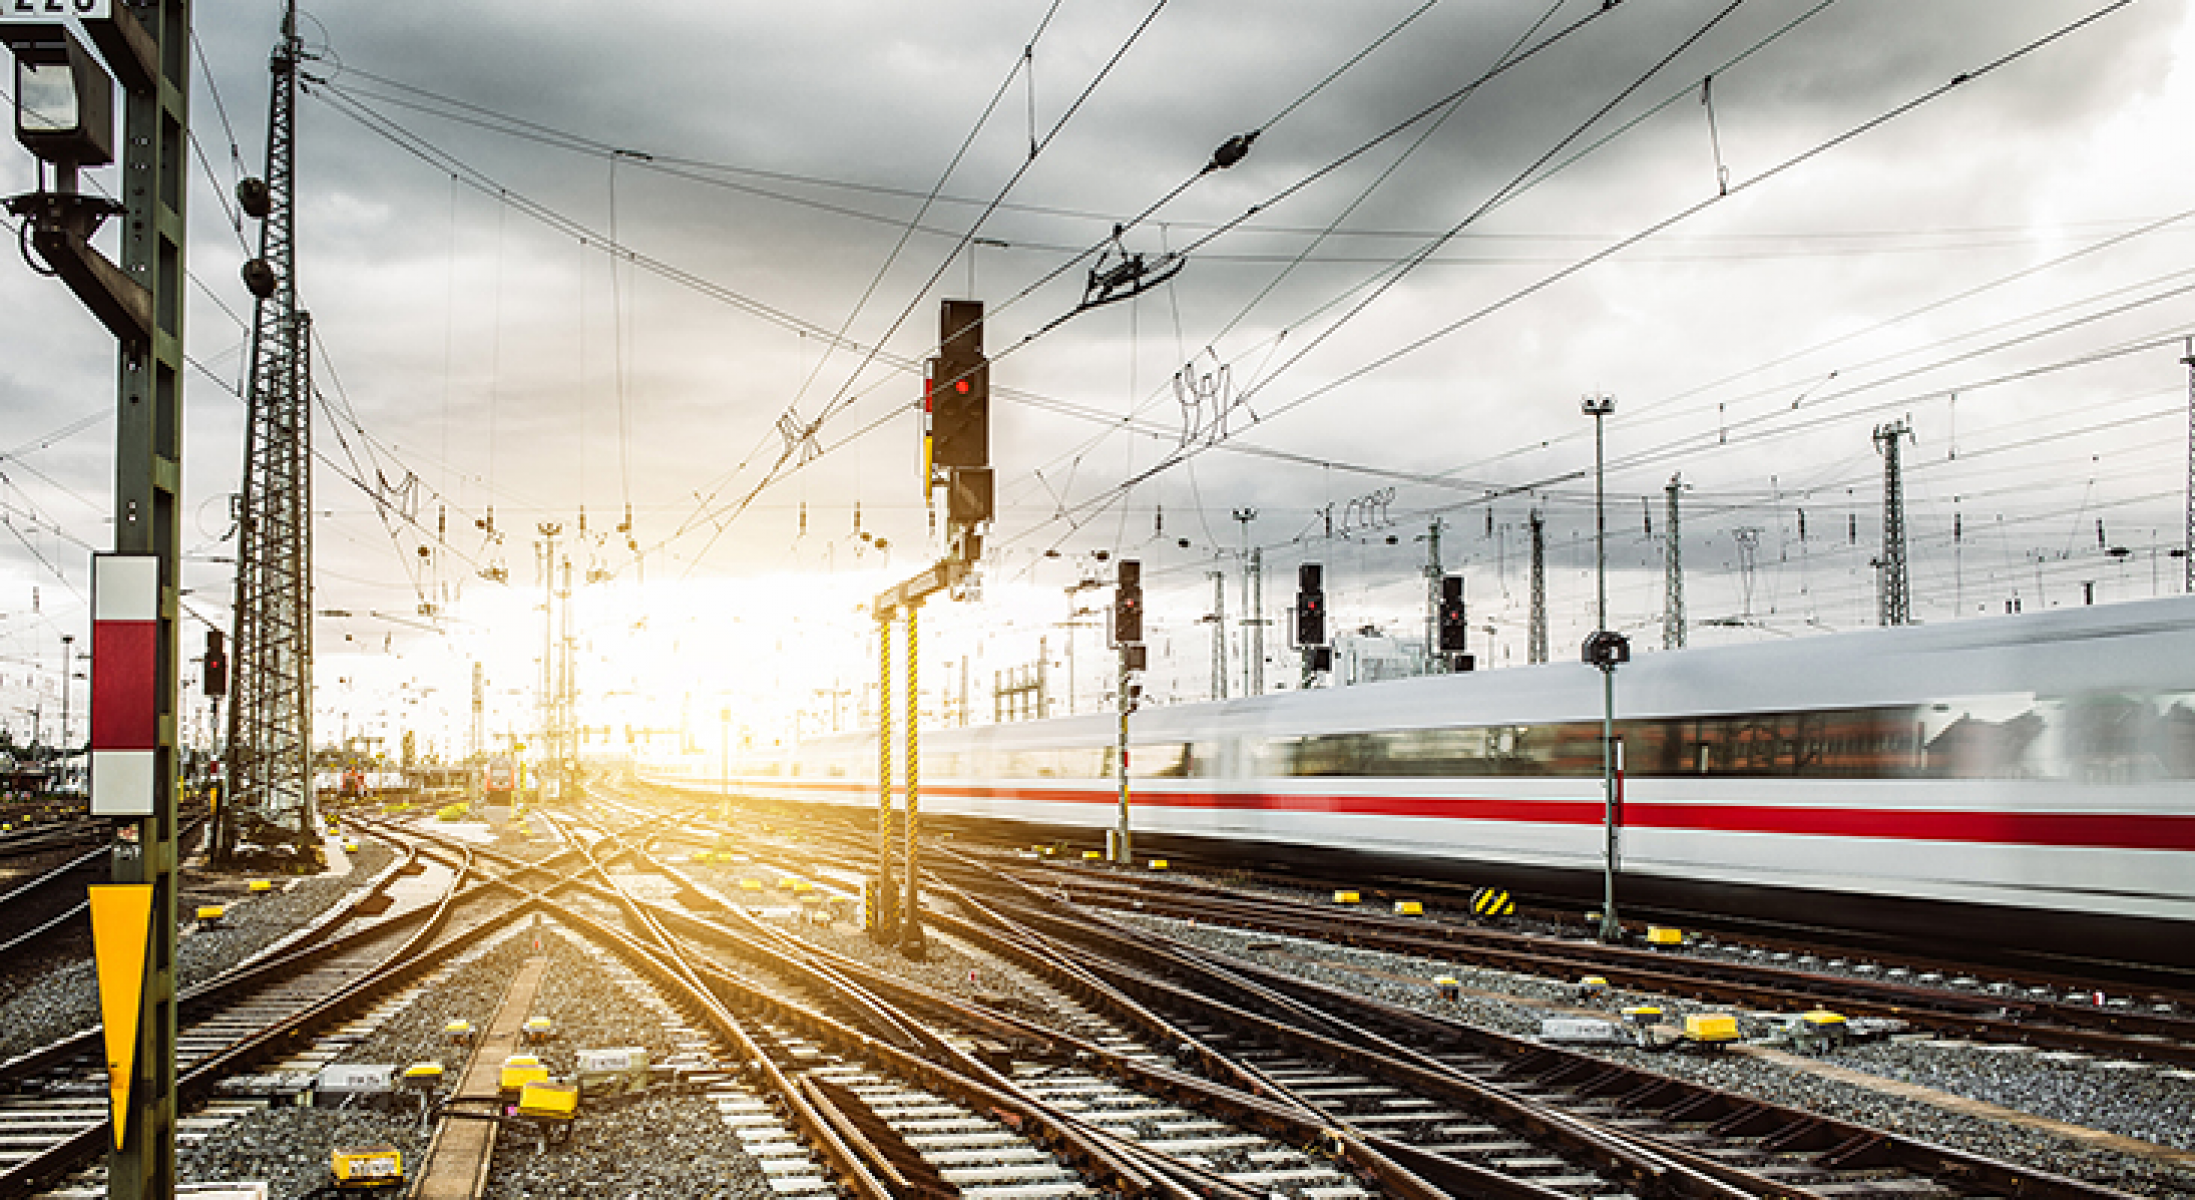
[{"x1": 954, "y1": 380, "x2": 970, "y2": 393}]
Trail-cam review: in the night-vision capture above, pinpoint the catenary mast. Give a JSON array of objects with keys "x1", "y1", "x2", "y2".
[{"x1": 223, "y1": 0, "x2": 316, "y2": 860}]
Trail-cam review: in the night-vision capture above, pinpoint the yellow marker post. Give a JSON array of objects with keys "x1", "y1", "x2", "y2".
[{"x1": 89, "y1": 885, "x2": 156, "y2": 1149}]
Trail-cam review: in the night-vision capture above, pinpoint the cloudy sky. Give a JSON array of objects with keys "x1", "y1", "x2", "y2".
[{"x1": 3, "y1": 0, "x2": 2193, "y2": 757}]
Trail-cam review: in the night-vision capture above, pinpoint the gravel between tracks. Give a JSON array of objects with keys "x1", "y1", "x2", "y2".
[
  {"x1": 1121, "y1": 912, "x2": 2195, "y2": 1199},
  {"x1": 0, "y1": 841, "x2": 396, "y2": 1061}
]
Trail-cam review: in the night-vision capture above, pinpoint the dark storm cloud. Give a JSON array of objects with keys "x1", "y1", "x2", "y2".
[{"x1": 2, "y1": 0, "x2": 2188, "y2": 685}]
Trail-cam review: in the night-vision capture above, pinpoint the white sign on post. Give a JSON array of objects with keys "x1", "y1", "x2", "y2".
[{"x1": 0, "y1": 1, "x2": 113, "y2": 21}]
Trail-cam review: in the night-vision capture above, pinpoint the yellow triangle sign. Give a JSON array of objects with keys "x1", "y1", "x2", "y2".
[{"x1": 88, "y1": 884, "x2": 155, "y2": 1150}]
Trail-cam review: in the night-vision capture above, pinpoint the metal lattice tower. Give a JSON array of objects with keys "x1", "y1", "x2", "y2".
[
  {"x1": 224, "y1": 2, "x2": 315, "y2": 857},
  {"x1": 1528, "y1": 510, "x2": 1548, "y2": 664},
  {"x1": 1874, "y1": 419, "x2": 1914, "y2": 626},
  {"x1": 1207, "y1": 571, "x2": 1228, "y2": 700},
  {"x1": 1663, "y1": 476, "x2": 1686, "y2": 649},
  {"x1": 1421, "y1": 519, "x2": 1443, "y2": 675}
]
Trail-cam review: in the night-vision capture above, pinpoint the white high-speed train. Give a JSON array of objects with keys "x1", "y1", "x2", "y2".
[{"x1": 647, "y1": 597, "x2": 2195, "y2": 968}]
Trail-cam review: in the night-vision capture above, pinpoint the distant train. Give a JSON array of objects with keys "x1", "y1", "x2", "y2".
[
  {"x1": 483, "y1": 757, "x2": 517, "y2": 803},
  {"x1": 646, "y1": 597, "x2": 2195, "y2": 968}
]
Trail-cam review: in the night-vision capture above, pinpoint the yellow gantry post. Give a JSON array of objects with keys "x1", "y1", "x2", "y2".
[
  {"x1": 901, "y1": 601, "x2": 924, "y2": 955},
  {"x1": 874, "y1": 614, "x2": 895, "y2": 942}
]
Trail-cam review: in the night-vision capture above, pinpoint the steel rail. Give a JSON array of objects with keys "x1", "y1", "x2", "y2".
[
  {"x1": 989, "y1": 860, "x2": 2195, "y2": 1066},
  {"x1": 0, "y1": 843, "x2": 516, "y2": 1196},
  {"x1": 977, "y1": 862, "x2": 2150, "y2": 1200}
]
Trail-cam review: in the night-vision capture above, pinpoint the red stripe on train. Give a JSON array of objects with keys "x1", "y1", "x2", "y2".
[{"x1": 745, "y1": 778, "x2": 2195, "y2": 852}]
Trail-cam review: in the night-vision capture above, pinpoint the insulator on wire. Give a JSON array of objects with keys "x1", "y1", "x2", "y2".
[
  {"x1": 236, "y1": 176, "x2": 272, "y2": 219},
  {"x1": 241, "y1": 258, "x2": 277, "y2": 299}
]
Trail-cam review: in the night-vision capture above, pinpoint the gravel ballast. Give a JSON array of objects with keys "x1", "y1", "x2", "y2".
[
  {"x1": 1117, "y1": 911, "x2": 2195, "y2": 1198},
  {"x1": 0, "y1": 840, "x2": 396, "y2": 1060}
]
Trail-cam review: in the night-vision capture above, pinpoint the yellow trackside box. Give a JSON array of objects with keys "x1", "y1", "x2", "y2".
[
  {"x1": 1333, "y1": 891, "x2": 1360, "y2": 905},
  {"x1": 1082, "y1": 850, "x2": 1102, "y2": 861},
  {"x1": 248, "y1": 879, "x2": 274, "y2": 893},
  {"x1": 739, "y1": 878, "x2": 765, "y2": 891},
  {"x1": 517, "y1": 1081, "x2": 580, "y2": 1121},
  {"x1": 195, "y1": 905, "x2": 226, "y2": 923},
  {"x1": 1684, "y1": 1013, "x2": 1740, "y2": 1043},
  {"x1": 1645, "y1": 925, "x2": 1684, "y2": 946},
  {"x1": 1394, "y1": 900, "x2": 1423, "y2": 916},
  {"x1": 499, "y1": 1055, "x2": 550, "y2": 1095},
  {"x1": 402, "y1": 1061, "x2": 444, "y2": 1084},
  {"x1": 331, "y1": 1145, "x2": 404, "y2": 1189},
  {"x1": 1149, "y1": 859, "x2": 1169, "y2": 871},
  {"x1": 521, "y1": 1016, "x2": 555, "y2": 1043}
]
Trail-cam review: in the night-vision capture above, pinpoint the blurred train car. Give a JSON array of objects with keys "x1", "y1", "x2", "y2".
[{"x1": 647, "y1": 597, "x2": 2195, "y2": 968}]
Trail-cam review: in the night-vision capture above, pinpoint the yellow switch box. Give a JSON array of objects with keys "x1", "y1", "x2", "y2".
[
  {"x1": 1393, "y1": 900, "x2": 1423, "y2": 916},
  {"x1": 1333, "y1": 890, "x2": 1360, "y2": 905},
  {"x1": 516, "y1": 1081, "x2": 579, "y2": 1121},
  {"x1": 1684, "y1": 1013, "x2": 1740, "y2": 1043},
  {"x1": 1645, "y1": 926, "x2": 1684, "y2": 946}
]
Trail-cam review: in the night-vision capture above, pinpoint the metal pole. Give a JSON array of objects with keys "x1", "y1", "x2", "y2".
[
  {"x1": 105, "y1": 1, "x2": 192, "y2": 1189},
  {"x1": 1249, "y1": 548, "x2": 1265, "y2": 696},
  {"x1": 59, "y1": 634, "x2": 73, "y2": 782},
  {"x1": 1208, "y1": 571, "x2": 1227, "y2": 701},
  {"x1": 1115, "y1": 653, "x2": 1131, "y2": 864},
  {"x1": 719, "y1": 707, "x2": 730, "y2": 824},
  {"x1": 874, "y1": 614, "x2": 894, "y2": 942},
  {"x1": 1583, "y1": 393, "x2": 1619, "y2": 943},
  {"x1": 901, "y1": 603, "x2": 924, "y2": 954}
]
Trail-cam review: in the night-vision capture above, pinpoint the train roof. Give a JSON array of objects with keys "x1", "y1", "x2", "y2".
[{"x1": 790, "y1": 596, "x2": 2195, "y2": 748}]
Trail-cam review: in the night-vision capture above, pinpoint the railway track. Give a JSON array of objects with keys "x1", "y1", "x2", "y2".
[
  {"x1": 988, "y1": 861, "x2": 2195, "y2": 1071},
  {"x1": 19, "y1": 793, "x2": 2178, "y2": 1198},
  {"x1": 625, "y1": 798, "x2": 2182, "y2": 1198},
  {"x1": 0, "y1": 832, "x2": 514, "y2": 1195}
]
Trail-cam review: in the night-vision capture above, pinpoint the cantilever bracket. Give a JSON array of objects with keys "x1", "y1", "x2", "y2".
[{"x1": 7, "y1": 190, "x2": 152, "y2": 345}]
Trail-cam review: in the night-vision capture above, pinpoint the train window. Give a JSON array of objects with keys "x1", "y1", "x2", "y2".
[{"x1": 1128, "y1": 742, "x2": 1207, "y2": 778}]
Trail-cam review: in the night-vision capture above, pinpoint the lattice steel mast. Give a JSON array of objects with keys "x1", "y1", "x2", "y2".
[
  {"x1": 1663, "y1": 476, "x2": 1686, "y2": 649},
  {"x1": 1874, "y1": 419, "x2": 1913, "y2": 626},
  {"x1": 1527, "y1": 510, "x2": 1548, "y2": 664},
  {"x1": 223, "y1": 1, "x2": 316, "y2": 859}
]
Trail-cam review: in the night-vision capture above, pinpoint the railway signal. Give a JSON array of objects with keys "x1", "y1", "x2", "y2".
[
  {"x1": 203, "y1": 629, "x2": 227, "y2": 697},
  {"x1": 1113, "y1": 560, "x2": 1143, "y2": 646},
  {"x1": 1295, "y1": 564, "x2": 1329, "y2": 686},
  {"x1": 1294, "y1": 563, "x2": 1326, "y2": 646}
]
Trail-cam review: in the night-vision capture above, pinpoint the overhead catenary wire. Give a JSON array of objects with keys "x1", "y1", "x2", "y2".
[{"x1": 1030, "y1": 0, "x2": 2145, "y2": 546}]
